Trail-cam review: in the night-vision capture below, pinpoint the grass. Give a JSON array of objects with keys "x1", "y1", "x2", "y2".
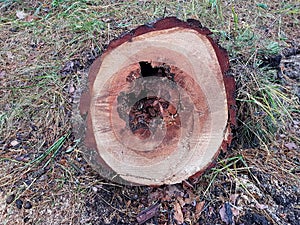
[
  {"x1": 0, "y1": 0, "x2": 299, "y2": 224},
  {"x1": 211, "y1": 1, "x2": 300, "y2": 148},
  {"x1": 26, "y1": 132, "x2": 70, "y2": 168},
  {"x1": 0, "y1": 132, "x2": 70, "y2": 204},
  {"x1": 236, "y1": 64, "x2": 297, "y2": 148},
  {"x1": 202, "y1": 155, "x2": 251, "y2": 196}
]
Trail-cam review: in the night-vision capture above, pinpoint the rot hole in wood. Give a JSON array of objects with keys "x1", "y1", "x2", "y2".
[
  {"x1": 117, "y1": 62, "x2": 180, "y2": 141},
  {"x1": 139, "y1": 61, "x2": 175, "y2": 81},
  {"x1": 128, "y1": 96, "x2": 180, "y2": 140}
]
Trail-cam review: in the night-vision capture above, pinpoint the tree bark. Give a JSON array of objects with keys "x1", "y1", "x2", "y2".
[{"x1": 79, "y1": 17, "x2": 236, "y2": 185}]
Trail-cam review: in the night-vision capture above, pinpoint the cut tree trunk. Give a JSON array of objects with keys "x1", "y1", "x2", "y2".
[{"x1": 79, "y1": 17, "x2": 236, "y2": 186}]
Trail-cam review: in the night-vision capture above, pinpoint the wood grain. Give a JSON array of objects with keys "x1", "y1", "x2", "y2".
[{"x1": 79, "y1": 17, "x2": 236, "y2": 185}]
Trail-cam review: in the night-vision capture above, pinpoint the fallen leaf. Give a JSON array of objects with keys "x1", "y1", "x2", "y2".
[
  {"x1": 126, "y1": 200, "x2": 131, "y2": 208},
  {"x1": 229, "y1": 194, "x2": 239, "y2": 204},
  {"x1": 219, "y1": 202, "x2": 234, "y2": 225},
  {"x1": 284, "y1": 142, "x2": 297, "y2": 150},
  {"x1": 183, "y1": 189, "x2": 197, "y2": 205},
  {"x1": 174, "y1": 201, "x2": 184, "y2": 224},
  {"x1": 182, "y1": 180, "x2": 194, "y2": 189},
  {"x1": 167, "y1": 185, "x2": 181, "y2": 196},
  {"x1": 163, "y1": 185, "x2": 183, "y2": 201},
  {"x1": 148, "y1": 189, "x2": 163, "y2": 202},
  {"x1": 231, "y1": 207, "x2": 240, "y2": 217},
  {"x1": 25, "y1": 15, "x2": 38, "y2": 22},
  {"x1": 195, "y1": 201, "x2": 205, "y2": 220},
  {"x1": 183, "y1": 196, "x2": 193, "y2": 205},
  {"x1": 177, "y1": 196, "x2": 185, "y2": 207},
  {"x1": 219, "y1": 204, "x2": 227, "y2": 224},
  {"x1": 16, "y1": 11, "x2": 28, "y2": 20}
]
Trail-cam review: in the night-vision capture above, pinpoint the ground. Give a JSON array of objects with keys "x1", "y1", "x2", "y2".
[{"x1": 0, "y1": 1, "x2": 299, "y2": 225}]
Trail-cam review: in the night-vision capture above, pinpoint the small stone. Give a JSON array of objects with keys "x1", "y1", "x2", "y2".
[
  {"x1": 279, "y1": 134, "x2": 286, "y2": 138},
  {"x1": 69, "y1": 85, "x2": 75, "y2": 94},
  {"x1": 24, "y1": 217, "x2": 30, "y2": 223},
  {"x1": 16, "y1": 199, "x2": 23, "y2": 209},
  {"x1": 285, "y1": 142, "x2": 297, "y2": 150},
  {"x1": 0, "y1": 70, "x2": 5, "y2": 79},
  {"x1": 24, "y1": 201, "x2": 32, "y2": 209},
  {"x1": 6, "y1": 194, "x2": 15, "y2": 204},
  {"x1": 9, "y1": 27, "x2": 19, "y2": 32},
  {"x1": 293, "y1": 120, "x2": 300, "y2": 125},
  {"x1": 10, "y1": 140, "x2": 19, "y2": 147},
  {"x1": 132, "y1": 194, "x2": 138, "y2": 200}
]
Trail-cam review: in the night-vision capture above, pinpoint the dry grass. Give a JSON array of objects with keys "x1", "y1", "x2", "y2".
[{"x1": 0, "y1": 0, "x2": 299, "y2": 224}]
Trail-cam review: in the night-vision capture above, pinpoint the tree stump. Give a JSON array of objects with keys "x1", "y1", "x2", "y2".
[{"x1": 79, "y1": 17, "x2": 236, "y2": 185}]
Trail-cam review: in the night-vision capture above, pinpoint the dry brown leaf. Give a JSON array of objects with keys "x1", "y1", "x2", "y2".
[
  {"x1": 229, "y1": 194, "x2": 239, "y2": 204},
  {"x1": 148, "y1": 189, "x2": 163, "y2": 202},
  {"x1": 25, "y1": 15, "x2": 39, "y2": 22},
  {"x1": 195, "y1": 201, "x2": 205, "y2": 220},
  {"x1": 219, "y1": 204, "x2": 228, "y2": 224},
  {"x1": 177, "y1": 196, "x2": 185, "y2": 207},
  {"x1": 174, "y1": 201, "x2": 184, "y2": 224},
  {"x1": 231, "y1": 207, "x2": 240, "y2": 217},
  {"x1": 167, "y1": 185, "x2": 182, "y2": 197},
  {"x1": 126, "y1": 200, "x2": 131, "y2": 208},
  {"x1": 183, "y1": 189, "x2": 197, "y2": 205},
  {"x1": 163, "y1": 185, "x2": 183, "y2": 201},
  {"x1": 183, "y1": 197, "x2": 193, "y2": 205},
  {"x1": 182, "y1": 180, "x2": 194, "y2": 189}
]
